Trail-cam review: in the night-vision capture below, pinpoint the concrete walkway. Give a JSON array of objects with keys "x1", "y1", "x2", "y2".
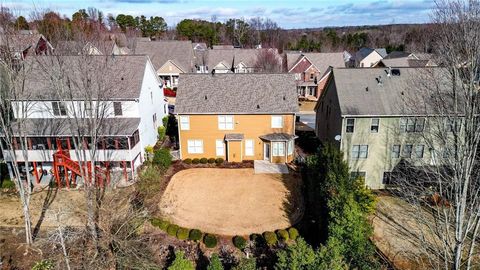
[{"x1": 254, "y1": 160, "x2": 289, "y2": 174}]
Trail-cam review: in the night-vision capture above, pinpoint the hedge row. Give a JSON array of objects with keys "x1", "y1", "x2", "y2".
[
  {"x1": 150, "y1": 218, "x2": 300, "y2": 250},
  {"x1": 150, "y1": 218, "x2": 218, "y2": 248},
  {"x1": 184, "y1": 158, "x2": 224, "y2": 165}
]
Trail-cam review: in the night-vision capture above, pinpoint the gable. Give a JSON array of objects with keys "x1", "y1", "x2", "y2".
[
  {"x1": 158, "y1": 60, "x2": 184, "y2": 74},
  {"x1": 214, "y1": 62, "x2": 230, "y2": 70},
  {"x1": 289, "y1": 57, "x2": 315, "y2": 73}
]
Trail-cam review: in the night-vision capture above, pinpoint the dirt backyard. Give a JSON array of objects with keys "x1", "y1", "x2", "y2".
[{"x1": 159, "y1": 168, "x2": 303, "y2": 236}]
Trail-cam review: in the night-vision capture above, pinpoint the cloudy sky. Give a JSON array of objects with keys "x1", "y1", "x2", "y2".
[{"x1": 6, "y1": 0, "x2": 434, "y2": 29}]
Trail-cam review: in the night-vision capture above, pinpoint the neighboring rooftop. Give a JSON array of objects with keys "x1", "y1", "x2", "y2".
[
  {"x1": 287, "y1": 52, "x2": 346, "y2": 74},
  {"x1": 207, "y1": 48, "x2": 270, "y2": 69},
  {"x1": 175, "y1": 73, "x2": 299, "y2": 114},
  {"x1": 16, "y1": 55, "x2": 150, "y2": 100},
  {"x1": 356, "y1": 47, "x2": 387, "y2": 61},
  {"x1": 135, "y1": 40, "x2": 193, "y2": 72},
  {"x1": 384, "y1": 51, "x2": 412, "y2": 59},
  {"x1": 329, "y1": 67, "x2": 447, "y2": 116}
]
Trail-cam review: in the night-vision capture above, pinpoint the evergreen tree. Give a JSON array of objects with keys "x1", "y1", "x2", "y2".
[{"x1": 207, "y1": 254, "x2": 224, "y2": 270}]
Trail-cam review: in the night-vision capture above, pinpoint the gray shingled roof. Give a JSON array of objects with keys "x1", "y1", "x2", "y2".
[
  {"x1": 330, "y1": 67, "x2": 449, "y2": 116},
  {"x1": 302, "y1": 52, "x2": 346, "y2": 74},
  {"x1": 10, "y1": 118, "x2": 140, "y2": 136},
  {"x1": 286, "y1": 53, "x2": 302, "y2": 70},
  {"x1": 16, "y1": 55, "x2": 149, "y2": 100},
  {"x1": 175, "y1": 73, "x2": 299, "y2": 114},
  {"x1": 208, "y1": 48, "x2": 275, "y2": 69},
  {"x1": 259, "y1": 133, "x2": 296, "y2": 141},
  {"x1": 135, "y1": 40, "x2": 193, "y2": 72},
  {"x1": 355, "y1": 47, "x2": 387, "y2": 62}
]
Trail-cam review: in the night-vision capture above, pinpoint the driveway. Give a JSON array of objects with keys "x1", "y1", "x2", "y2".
[{"x1": 159, "y1": 168, "x2": 303, "y2": 235}]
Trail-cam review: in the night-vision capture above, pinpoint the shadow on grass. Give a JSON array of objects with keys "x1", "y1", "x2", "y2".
[
  {"x1": 32, "y1": 186, "x2": 58, "y2": 240},
  {"x1": 280, "y1": 169, "x2": 305, "y2": 228}
]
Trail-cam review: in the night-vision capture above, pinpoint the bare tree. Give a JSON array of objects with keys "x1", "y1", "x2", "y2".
[
  {"x1": 253, "y1": 48, "x2": 282, "y2": 72},
  {"x1": 392, "y1": 1, "x2": 480, "y2": 269},
  {"x1": 0, "y1": 8, "x2": 38, "y2": 245}
]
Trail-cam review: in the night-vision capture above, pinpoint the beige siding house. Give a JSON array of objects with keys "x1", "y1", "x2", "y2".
[
  {"x1": 316, "y1": 67, "x2": 447, "y2": 189},
  {"x1": 175, "y1": 73, "x2": 299, "y2": 163}
]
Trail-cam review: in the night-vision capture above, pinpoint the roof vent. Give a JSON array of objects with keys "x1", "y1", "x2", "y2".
[
  {"x1": 121, "y1": 77, "x2": 124, "y2": 81},
  {"x1": 283, "y1": 95, "x2": 286, "y2": 101},
  {"x1": 257, "y1": 104, "x2": 260, "y2": 109},
  {"x1": 365, "y1": 87, "x2": 369, "y2": 92},
  {"x1": 204, "y1": 95, "x2": 207, "y2": 100},
  {"x1": 401, "y1": 91, "x2": 404, "y2": 95},
  {"x1": 392, "y1": 69, "x2": 401, "y2": 76}
]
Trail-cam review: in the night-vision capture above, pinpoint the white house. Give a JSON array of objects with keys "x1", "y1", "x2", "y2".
[
  {"x1": 355, "y1": 48, "x2": 387, "y2": 68},
  {"x1": 1, "y1": 55, "x2": 167, "y2": 186}
]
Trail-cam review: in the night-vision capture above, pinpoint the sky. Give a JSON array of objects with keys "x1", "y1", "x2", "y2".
[{"x1": 4, "y1": 0, "x2": 434, "y2": 29}]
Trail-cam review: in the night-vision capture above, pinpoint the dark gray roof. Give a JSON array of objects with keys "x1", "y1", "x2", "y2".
[
  {"x1": 259, "y1": 133, "x2": 296, "y2": 141},
  {"x1": 9, "y1": 118, "x2": 140, "y2": 136},
  {"x1": 224, "y1": 134, "x2": 244, "y2": 141},
  {"x1": 135, "y1": 40, "x2": 193, "y2": 72},
  {"x1": 330, "y1": 67, "x2": 449, "y2": 116},
  {"x1": 16, "y1": 55, "x2": 149, "y2": 100},
  {"x1": 208, "y1": 48, "x2": 274, "y2": 69},
  {"x1": 356, "y1": 47, "x2": 386, "y2": 61},
  {"x1": 175, "y1": 73, "x2": 299, "y2": 114},
  {"x1": 384, "y1": 51, "x2": 411, "y2": 59}
]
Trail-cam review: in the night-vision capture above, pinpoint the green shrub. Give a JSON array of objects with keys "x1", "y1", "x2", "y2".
[
  {"x1": 150, "y1": 217, "x2": 162, "y2": 227},
  {"x1": 204, "y1": 234, "x2": 217, "y2": 248},
  {"x1": 157, "y1": 126, "x2": 166, "y2": 141},
  {"x1": 145, "y1": 145, "x2": 154, "y2": 154},
  {"x1": 288, "y1": 227, "x2": 299, "y2": 240},
  {"x1": 1, "y1": 179, "x2": 15, "y2": 189},
  {"x1": 176, "y1": 227, "x2": 190, "y2": 240},
  {"x1": 208, "y1": 158, "x2": 216, "y2": 164},
  {"x1": 192, "y1": 158, "x2": 200, "y2": 164},
  {"x1": 32, "y1": 260, "x2": 54, "y2": 270},
  {"x1": 168, "y1": 250, "x2": 194, "y2": 270},
  {"x1": 277, "y1": 229, "x2": 289, "y2": 241},
  {"x1": 215, "y1": 158, "x2": 224, "y2": 164},
  {"x1": 250, "y1": 233, "x2": 260, "y2": 242},
  {"x1": 207, "y1": 253, "x2": 224, "y2": 270},
  {"x1": 189, "y1": 229, "x2": 203, "y2": 241},
  {"x1": 153, "y1": 148, "x2": 172, "y2": 169},
  {"x1": 263, "y1": 231, "x2": 277, "y2": 246},
  {"x1": 232, "y1": 258, "x2": 256, "y2": 270},
  {"x1": 162, "y1": 116, "x2": 169, "y2": 128},
  {"x1": 184, "y1": 158, "x2": 192, "y2": 164},
  {"x1": 233, "y1": 235, "x2": 247, "y2": 250},
  {"x1": 200, "y1": 158, "x2": 208, "y2": 164},
  {"x1": 167, "y1": 224, "x2": 179, "y2": 236},
  {"x1": 158, "y1": 220, "x2": 170, "y2": 231}
]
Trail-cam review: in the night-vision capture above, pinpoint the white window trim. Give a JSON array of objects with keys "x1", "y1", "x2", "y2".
[
  {"x1": 187, "y1": 139, "x2": 203, "y2": 154},
  {"x1": 271, "y1": 115, "x2": 283, "y2": 128},
  {"x1": 216, "y1": 139, "x2": 225, "y2": 156},
  {"x1": 180, "y1": 116, "x2": 190, "y2": 130},
  {"x1": 272, "y1": 142, "x2": 285, "y2": 156},
  {"x1": 218, "y1": 115, "x2": 234, "y2": 130},
  {"x1": 245, "y1": 139, "x2": 254, "y2": 156}
]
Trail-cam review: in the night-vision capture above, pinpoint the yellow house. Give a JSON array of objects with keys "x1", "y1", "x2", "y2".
[{"x1": 175, "y1": 73, "x2": 299, "y2": 163}]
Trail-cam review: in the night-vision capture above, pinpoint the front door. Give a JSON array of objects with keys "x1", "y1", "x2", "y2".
[{"x1": 264, "y1": 143, "x2": 270, "y2": 161}]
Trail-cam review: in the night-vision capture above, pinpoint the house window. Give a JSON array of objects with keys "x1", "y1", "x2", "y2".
[
  {"x1": 153, "y1": 113, "x2": 157, "y2": 129},
  {"x1": 310, "y1": 73, "x2": 314, "y2": 80},
  {"x1": 371, "y1": 118, "x2": 379, "y2": 133},
  {"x1": 287, "y1": 140, "x2": 294, "y2": 155},
  {"x1": 295, "y1": 73, "x2": 301, "y2": 80},
  {"x1": 84, "y1": 101, "x2": 92, "y2": 115},
  {"x1": 350, "y1": 171, "x2": 366, "y2": 180},
  {"x1": 215, "y1": 139, "x2": 224, "y2": 156},
  {"x1": 245, "y1": 139, "x2": 254, "y2": 156},
  {"x1": 415, "y1": 145, "x2": 425, "y2": 158},
  {"x1": 271, "y1": 116, "x2": 283, "y2": 128},
  {"x1": 179, "y1": 116, "x2": 190, "y2": 130},
  {"x1": 187, "y1": 140, "x2": 203, "y2": 154},
  {"x1": 52, "y1": 101, "x2": 67, "y2": 116},
  {"x1": 218, "y1": 115, "x2": 234, "y2": 130},
  {"x1": 309, "y1": 87, "x2": 316, "y2": 96},
  {"x1": 400, "y1": 118, "x2": 425, "y2": 133},
  {"x1": 272, "y1": 142, "x2": 285, "y2": 156},
  {"x1": 352, "y1": 145, "x2": 368, "y2": 159},
  {"x1": 113, "y1": 102, "x2": 123, "y2": 116},
  {"x1": 402, "y1": 144, "x2": 413, "y2": 158},
  {"x1": 346, "y1": 118, "x2": 355, "y2": 133},
  {"x1": 446, "y1": 118, "x2": 462, "y2": 132},
  {"x1": 391, "y1": 145, "x2": 401, "y2": 158}
]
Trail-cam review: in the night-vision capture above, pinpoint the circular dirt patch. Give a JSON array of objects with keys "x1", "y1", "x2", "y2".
[{"x1": 159, "y1": 168, "x2": 302, "y2": 236}]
